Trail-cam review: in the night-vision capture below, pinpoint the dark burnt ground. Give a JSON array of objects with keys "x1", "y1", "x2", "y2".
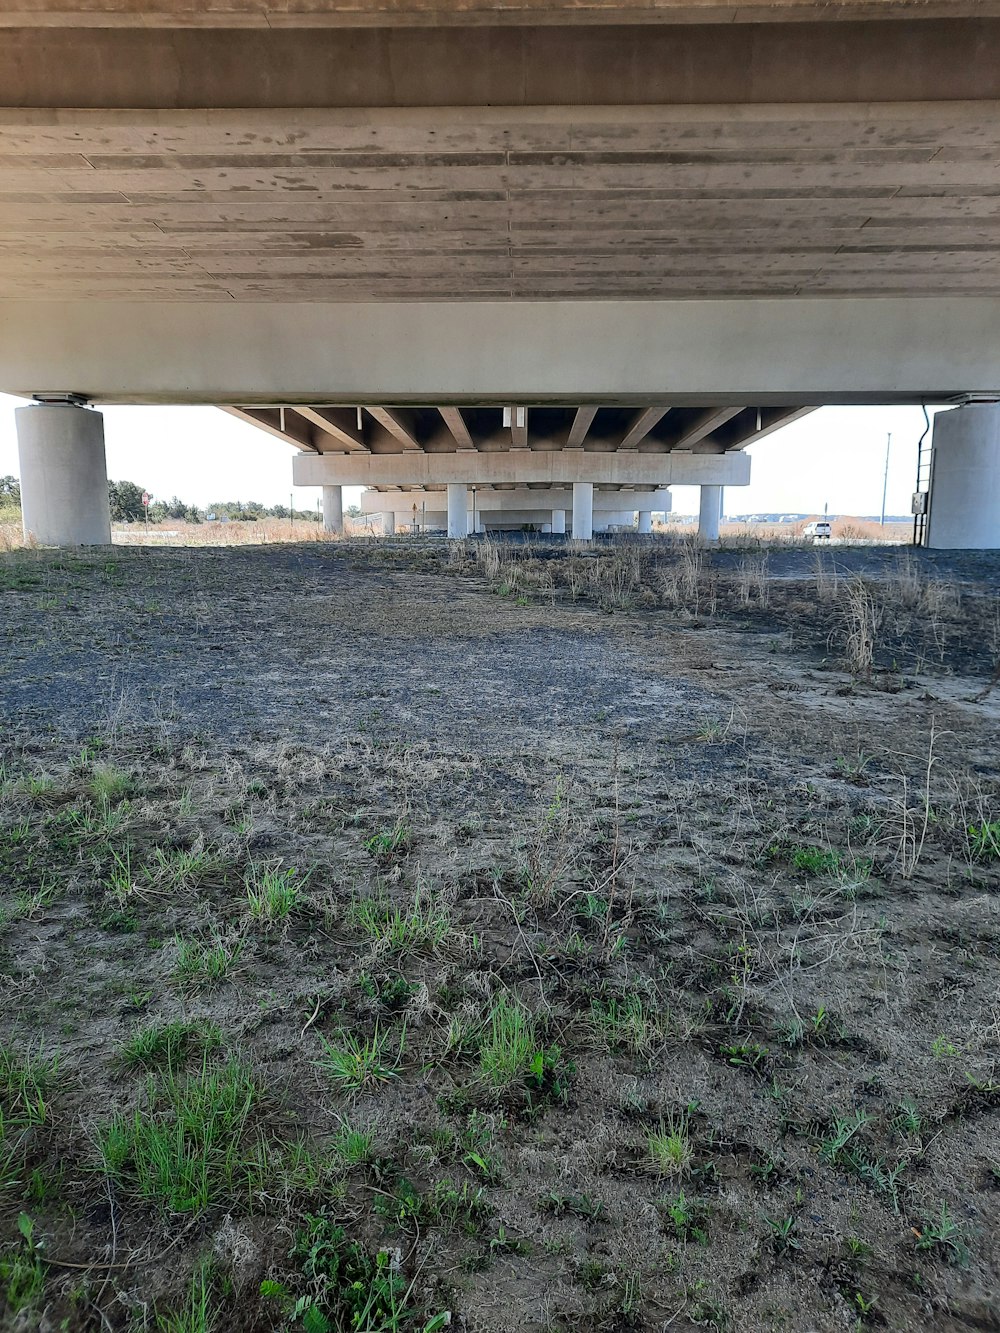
[{"x1": 1, "y1": 539, "x2": 999, "y2": 1333}]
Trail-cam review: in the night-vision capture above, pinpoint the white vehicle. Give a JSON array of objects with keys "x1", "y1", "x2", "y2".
[{"x1": 803, "y1": 520, "x2": 832, "y2": 540}]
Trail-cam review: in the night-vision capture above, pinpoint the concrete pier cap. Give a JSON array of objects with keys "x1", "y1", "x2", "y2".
[{"x1": 16, "y1": 398, "x2": 112, "y2": 546}]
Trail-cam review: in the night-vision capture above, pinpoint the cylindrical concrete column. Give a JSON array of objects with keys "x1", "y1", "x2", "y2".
[
  {"x1": 322, "y1": 484, "x2": 343, "y2": 535},
  {"x1": 572, "y1": 482, "x2": 594, "y2": 540},
  {"x1": 638, "y1": 511, "x2": 653, "y2": 534},
  {"x1": 17, "y1": 402, "x2": 112, "y2": 546},
  {"x1": 698, "y1": 484, "x2": 723, "y2": 542},
  {"x1": 447, "y1": 483, "x2": 468, "y2": 538},
  {"x1": 926, "y1": 404, "x2": 1000, "y2": 549},
  {"x1": 382, "y1": 511, "x2": 396, "y2": 537},
  {"x1": 551, "y1": 509, "x2": 566, "y2": 535}
]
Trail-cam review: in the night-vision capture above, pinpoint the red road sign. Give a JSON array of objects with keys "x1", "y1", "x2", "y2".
[{"x1": 142, "y1": 491, "x2": 151, "y2": 508}]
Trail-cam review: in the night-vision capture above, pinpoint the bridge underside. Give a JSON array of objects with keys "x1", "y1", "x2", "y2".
[{"x1": 4, "y1": 2, "x2": 1000, "y2": 545}]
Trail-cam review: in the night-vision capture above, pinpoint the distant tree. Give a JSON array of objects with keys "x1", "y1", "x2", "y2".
[
  {"x1": 271, "y1": 504, "x2": 289, "y2": 519},
  {"x1": 108, "y1": 479, "x2": 146, "y2": 522},
  {"x1": 0, "y1": 475, "x2": 20, "y2": 502},
  {"x1": 346, "y1": 504, "x2": 362, "y2": 518}
]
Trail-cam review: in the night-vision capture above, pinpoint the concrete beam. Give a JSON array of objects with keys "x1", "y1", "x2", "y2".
[
  {"x1": 222, "y1": 405, "x2": 320, "y2": 452},
  {"x1": 4, "y1": 299, "x2": 999, "y2": 403},
  {"x1": 296, "y1": 405, "x2": 367, "y2": 451},
  {"x1": 438, "y1": 407, "x2": 474, "y2": 449},
  {"x1": 3, "y1": 21, "x2": 1000, "y2": 108},
  {"x1": 619, "y1": 407, "x2": 670, "y2": 449},
  {"x1": 567, "y1": 407, "x2": 599, "y2": 449},
  {"x1": 6, "y1": 1, "x2": 994, "y2": 27},
  {"x1": 367, "y1": 407, "x2": 421, "y2": 450},
  {"x1": 359, "y1": 485, "x2": 673, "y2": 513},
  {"x1": 297, "y1": 450, "x2": 748, "y2": 486}
]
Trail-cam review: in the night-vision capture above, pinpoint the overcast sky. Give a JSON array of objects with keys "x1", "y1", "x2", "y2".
[{"x1": 0, "y1": 394, "x2": 945, "y2": 517}]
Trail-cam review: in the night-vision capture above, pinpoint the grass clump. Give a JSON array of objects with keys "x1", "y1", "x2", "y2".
[
  {"x1": 316, "y1": 1024, "x2": 404, "y2": 1093},
  {"x1": 590, "y1": 992, "x2": 667, "y2": 1055},
  {"x1": 174, "y1": 934, "x2": 242, "y2": 987},
  {"x1": 245, "y1": 861, "x2": 305, "y2": 922},
  {"x1": 120, "y1": 1020, "x2": 223, "y2": 1072},
  {"x1": 99, "y1": 1057, "x2": 262, "y2": 1214},
  {"x1": 648, "y1": 1113, "x2": 692, "y2": 1177},
  {"x1": 332, "y1": 1118, "x2": 376, "y2": 1168},
  {"x1": 350, "y1": 887, "x2": 449, "y2": 954},
  {"x1": 362, "y1": 821, "x2": 411, "y2": 861},
  {"x1": 478, "y1": 995, "x2": 537, "y2": 1087},
  {"x1": 89, "y1": 763, "x2": 133, "y2": 806}
]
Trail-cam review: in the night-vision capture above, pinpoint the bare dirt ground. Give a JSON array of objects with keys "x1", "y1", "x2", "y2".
[{"x1": 1, "y1": 538, "x2": 999, "y2": 1333}]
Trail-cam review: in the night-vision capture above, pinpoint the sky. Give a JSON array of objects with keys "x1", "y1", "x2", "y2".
[{"x1": 0, "y1": 394, "x2": 945, "y2": 518}]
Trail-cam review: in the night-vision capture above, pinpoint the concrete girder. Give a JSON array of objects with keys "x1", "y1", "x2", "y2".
[
  {"x1": 296, "y1": 405, "x2": 367, "y2": 451},
  {"x1": 7, "y1": 2, "x2": 995, "y2": 27},
  {"x1": 295, "y1": 451, "x2": 748, "y2": 487},
  {"x1": 619, "y1": 407, "x2": 670, "y2": 450},
  {"x1": 359, "y1": 486, "x2": 673, "y2": 513},
  {"x1": 438, "y1": 407, "x2": 474, "y2": 450},
  {"x1": 367, "y1": 407, "x2": 422, "y2": 450},
  {"x1": 566, "y1": 407, "x2": 598, "y2": 449},
  {"x1": 672, "y1": 406, "x2": 745, "y2": 452},
  {"x1": 4, "y1": 21, "x2": 1000, "y2": 110},
  {"x1": 5, "y1": 299, "x2": 996, "y2": 402},
  {"x1": 222, "y1": 405, "x2": 320, "y2": 452}
]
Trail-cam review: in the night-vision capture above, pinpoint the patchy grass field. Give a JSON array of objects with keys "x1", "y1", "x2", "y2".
[{"x1": 1, "y1": 537, "x2": 999, "y2": 1333}]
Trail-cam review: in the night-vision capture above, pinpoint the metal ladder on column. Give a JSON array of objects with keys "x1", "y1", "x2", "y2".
[{"x1": 912, "y1": 405, "x2": 933, "y2": 546}]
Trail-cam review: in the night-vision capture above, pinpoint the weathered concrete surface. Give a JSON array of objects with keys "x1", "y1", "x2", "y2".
[
  {"x1": 5, "y1": 0, "x2": 996, "y2": 25},
  {"x1": 2, "y1": 102, "x2": 1000, "y2": 306}
]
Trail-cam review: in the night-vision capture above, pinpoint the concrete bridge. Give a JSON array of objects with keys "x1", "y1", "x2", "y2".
[{"x1": 2, "y1": 0, "x2": 1000, "y2": 545}]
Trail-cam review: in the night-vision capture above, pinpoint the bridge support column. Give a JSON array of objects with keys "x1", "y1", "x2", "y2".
[
  {"x1": 447, "y1": 483, "x2": 468, "y2": 538},
  {"x1": 322, "y1": 484, "x2": 343, "y2": 535},
  {"x1": 551, "y1": 509, "x2": 566, "y2": 535},
  {"x1": 572, "y1": 482, "x2": 593, "y2": 541},
  {"x1": 16, "y1": 401, "x2": 111, "y2": 546},
  {"x1": 926, "y1": 404, "x2": 1000, "y2": 549},
  {"x1": 382, "y1": 511, "x2": 396, "y2": 537},
  {"x1": 638, "y1": 510, "x2": 653, "y2": 534},
  {"x1": 699, "y1": 485, "x2": 723, "y2": 543}
]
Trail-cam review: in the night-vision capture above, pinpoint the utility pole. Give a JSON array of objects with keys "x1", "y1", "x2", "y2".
[{"x1": 881, "y1": 432, "x2": 892, "y2": 526}]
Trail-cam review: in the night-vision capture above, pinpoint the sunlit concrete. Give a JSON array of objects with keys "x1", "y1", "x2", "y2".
[{"x1": 16, "y1": 402, "x2": 111, "y2": 546}]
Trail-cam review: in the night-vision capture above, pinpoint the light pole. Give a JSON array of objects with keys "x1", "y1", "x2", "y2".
[
  {"x1": 880, "y1": 432, "x2": 892, "y2": 527},
  {"x1": 471, "y1": 486, "x2": 478, "y2": 536}
]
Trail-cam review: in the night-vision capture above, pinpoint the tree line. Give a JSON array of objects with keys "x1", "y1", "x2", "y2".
[{"x1": 0, "y1": 476, "x2": 340, "y2": 525}]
